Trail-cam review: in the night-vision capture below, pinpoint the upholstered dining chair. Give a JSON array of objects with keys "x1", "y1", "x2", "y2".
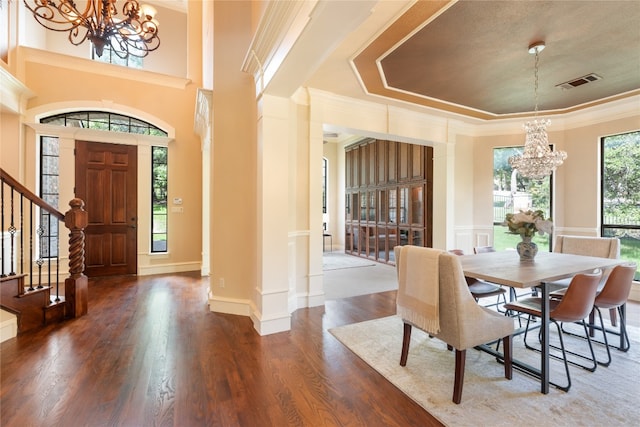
[
  {"x1": 395, "y1": 246, "x2": 514, "y2": 404},
  {"x1": 552, "y1": 263, "x2": 637, "y2": 367},
  {"x1": 504, "y1": 270, "x2": 602, "y2": 392}
]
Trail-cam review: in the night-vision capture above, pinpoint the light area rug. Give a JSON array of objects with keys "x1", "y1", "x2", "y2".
[{"x1": 330, "y1": 315, "x2": 640, "y2": 426}]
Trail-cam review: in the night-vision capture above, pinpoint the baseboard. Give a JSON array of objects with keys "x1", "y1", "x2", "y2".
[
  {"x1": 138, "y1": 261, "x2": 201, "y2": 276},
  {"x1": 208, "y1": 292, "x2": 292, "y2": 335},
  {"x1": 208, "y1": 290, "x2": 251, "y2": 316},
  {"x1": 0, "y1": 310, "x2": 17, "y2": 343},
  {"x1": 297, "y1": 291, "x2": 325, "y2": 309},
  {"x1": 250, "y1": 310, "x2": 291, "y2": 336}
]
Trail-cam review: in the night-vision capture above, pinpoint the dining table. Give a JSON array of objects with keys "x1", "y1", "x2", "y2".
[{"x1": 459, "y1": 250, "x2": 624, "y2": 394}]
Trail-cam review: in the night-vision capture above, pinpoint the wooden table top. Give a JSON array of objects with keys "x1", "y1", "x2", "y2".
[{"x1": 459, "y1": 250, "x2": 622, "y2": 288}]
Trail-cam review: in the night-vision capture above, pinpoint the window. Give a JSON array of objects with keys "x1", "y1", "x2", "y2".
[
  {"x1": 151, "y1": 146, "x2": 168, "y2": 252},
  {"x1": 39, "y1": 136, "x2": 59, "y2": 258},
  {"x1": 601, "y1": 130, "x2": 640, "y2": 281},
  {"x1": 493, "y1": 147, "x2": 552, "y2": 251},
  {"x1": 322, "y1": 157, "x2": 327, "y2": 214},
  {"x1": 92, "y1": 44, "x2": 143, "y2": 69},
  {"x1": 41, "y1": 111, "x2": 167, "y2": 136}
]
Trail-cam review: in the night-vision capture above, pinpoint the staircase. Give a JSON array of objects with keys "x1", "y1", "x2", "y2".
[
  {"x1": 1, "y1": 274, "x2": 66, "y2": 334},
  {"x1": 1, "y1": 168, "x2": 88, "y2": 340}
]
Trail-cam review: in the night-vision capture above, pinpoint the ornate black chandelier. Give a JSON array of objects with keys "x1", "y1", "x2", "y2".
[{"x1": 23, "y1": 0, "x2": 160, "y2": 58}]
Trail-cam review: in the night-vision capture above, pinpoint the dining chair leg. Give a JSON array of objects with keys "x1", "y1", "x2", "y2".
[
  {"x1": 522, "y1": 315, "x2": 537, "y2": 351},
  {"x1": 453, "y1": 349, "x2": 466, "y2": 404},
  {"x1": 588, "y1": 310, "x2": 596, "y2": 337},
  {"x1": 594, "y1": 306, "x2": 612, "y2": 367},
  {"x1": 618, "y1": 304, "x2": 630, "y2": 352},
  {"x1": 503, "y1": 336, "x2": 512, "y2": 380},
  {"x1": 578, "y1": 320, "x2": 597, "y2": 373},
  {"x1": 609, "y1": 308, "x2": 617, "y2": 327},
  {"x1": 561, "y1": 305, "x2": 630, "y2": 361},
  {"x1": 400, "y1": 322, "x2": 412, "y2": 366},
  {"x1": 553, "y1": 320, "x2": 572, "y2": 392}
]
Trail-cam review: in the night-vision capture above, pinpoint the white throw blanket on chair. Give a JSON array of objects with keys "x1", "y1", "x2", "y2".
[{"x1": 396, "y1": 246, "x2": 443, "y2": 335}]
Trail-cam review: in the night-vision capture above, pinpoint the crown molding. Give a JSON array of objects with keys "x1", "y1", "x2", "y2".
[{"x1": 0, "y1": 63, "x2": 34, "y2": 114}]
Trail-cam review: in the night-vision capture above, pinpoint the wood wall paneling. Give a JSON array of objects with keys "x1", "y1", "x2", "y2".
[{"x1": 344, "y1": 140, "x2": 433, "y2": 264}]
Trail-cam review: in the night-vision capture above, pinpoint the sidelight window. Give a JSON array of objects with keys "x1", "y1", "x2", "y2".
[
  {"x1": 39, "y1": 136, "x2": 60, "y2": 258},
  {"x1": 151, "y1": 146, "x2": 168, "y2": 253}
]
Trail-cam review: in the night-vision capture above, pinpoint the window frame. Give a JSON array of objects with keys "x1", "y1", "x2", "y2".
[
  {"x1": 492, "y1": 146, "x2": 555, "y2": 252},
  {"x1": 41, "y1": 111, "x2": 167, "y2": 136},
  {"x1": 151, "y1": 146, "x2": 168, "y2": 253},
  {"x1": 600, "y1": 130, "x2": 640, "y2": 281},
  {"x1": 38, "y1": 135, "x2": 60, "y2": 259},
  {"x1": 92, "y1": 43, "x2": 144, "y2": 69}
]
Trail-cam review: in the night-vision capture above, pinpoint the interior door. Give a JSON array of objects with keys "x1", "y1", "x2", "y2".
[{"x1": 75, "y1": 141, "x2": 137, "y2": 276}]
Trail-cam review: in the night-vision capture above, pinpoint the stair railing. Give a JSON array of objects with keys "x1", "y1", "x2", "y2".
[{"x1": 0, "y1": 168, "x2": 88, "y2": 318}]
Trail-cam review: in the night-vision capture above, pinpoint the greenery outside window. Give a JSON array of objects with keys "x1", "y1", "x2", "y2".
[
  {"x1": 493, "y1": 147, "x2": 552, "y2": 252},
  {"x1": 601, "y1": 130, "x2": 640, "y2": 281},
  {"x1": 151, "y1": 146, "x2": 168, "y2": 253},
  {"x1": 39, "y1": 136, "x2": 59, "y2": 258}
]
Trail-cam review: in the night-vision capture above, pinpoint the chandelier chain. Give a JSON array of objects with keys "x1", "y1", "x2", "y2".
[{"x1": 533, "y1": 49, "x2": 539, "y2": 116}]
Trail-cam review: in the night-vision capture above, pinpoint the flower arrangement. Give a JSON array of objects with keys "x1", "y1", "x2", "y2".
[{"x1": 504, "y1": 209, "x2": 553, "y2": 238}]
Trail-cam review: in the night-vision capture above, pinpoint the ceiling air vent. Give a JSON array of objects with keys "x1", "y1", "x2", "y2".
[{"x1": 556, "y1": 73, "x2": 602, "y2": 90}]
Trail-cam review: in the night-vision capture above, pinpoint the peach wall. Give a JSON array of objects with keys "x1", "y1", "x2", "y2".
[
  {"x1": 13, "y1": 55, "x2": 203, "y2": 273},
  {"x1": 0, "y1": 113, "x2": 21, "y2": 178},
  {"x1": 209, "y1": 0, "x2": 257, "y2": 304}
]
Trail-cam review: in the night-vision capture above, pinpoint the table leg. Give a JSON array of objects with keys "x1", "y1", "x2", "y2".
[{"x1": 540, "y1": 282, "x2": 550, "y2": 394}]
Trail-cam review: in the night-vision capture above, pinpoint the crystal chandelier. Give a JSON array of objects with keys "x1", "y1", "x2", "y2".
[
  {"x1": 509, "y1": 41, "x2": 567, "y2": 180},
  {"x1": 23, "y1": 0, "x2": 160, "y2": 58}
]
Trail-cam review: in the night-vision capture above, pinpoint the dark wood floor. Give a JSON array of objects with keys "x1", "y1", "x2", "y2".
[{"x1": 1, "y1": 272, "x2": 443, "y2": 427}]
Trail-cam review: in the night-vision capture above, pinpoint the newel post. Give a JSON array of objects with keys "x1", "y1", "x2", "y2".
[{"x1": 64, "y1": 198, "x2": 89, "y2": 318}]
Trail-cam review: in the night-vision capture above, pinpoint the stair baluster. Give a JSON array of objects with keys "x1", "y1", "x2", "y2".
[{"x1": 1, "y1": 168, "x2": 87, "y2": 333}]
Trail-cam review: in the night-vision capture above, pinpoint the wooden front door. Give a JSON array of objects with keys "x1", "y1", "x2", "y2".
[{"x1": 75, "y1": 141, "x2": 137, "y2": 277}]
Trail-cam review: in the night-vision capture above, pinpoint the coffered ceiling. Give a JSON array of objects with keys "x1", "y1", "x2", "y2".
[{"x1": 305, "y1": 0, "x2": 640, "y2": 122}]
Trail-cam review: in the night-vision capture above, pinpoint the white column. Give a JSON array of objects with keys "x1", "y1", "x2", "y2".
[
  {"x1": 306, "y1": 95, "x2": 325, "y2": 307},
  {"x1": 252, "y1": 94, "x2": 291, "y2": 335}
]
